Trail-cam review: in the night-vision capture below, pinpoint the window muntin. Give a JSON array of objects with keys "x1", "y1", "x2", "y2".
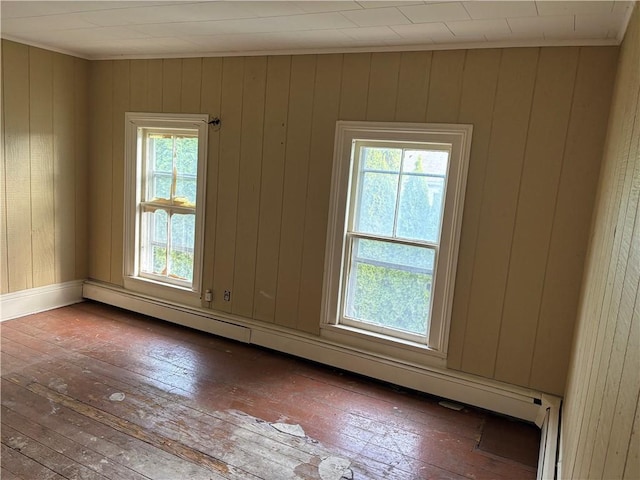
[
  {"x1": 342, "y1": 142, "x2": 450, "y2": 342},
  {"x1": 124, "y1": 113, "x2": 208, "y2": 298},
  {"x1": 321, "y1": 122, "x2": 472, "y2": 355}
]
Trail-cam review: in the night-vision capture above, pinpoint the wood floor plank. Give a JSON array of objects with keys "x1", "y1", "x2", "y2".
[
  {"x1": 1, "y1": 350, "x2": 29, "y2": 376},
  {"x1": 1, "y1": 303, "x2": 538, "y2": 480},
  {"x1": 1, "y1": 443, "x2": 66, "y2": 480},
  {"x1": 1, "y1": 405, "x2": 150, "y2": 480},
  {"x1": 2, "y1": 423, "x2": 111, "y2": 480},
  {"x1": 1, "y1": 379, "x2": 223, "y2": 480},
  {"x1": 14, "y1": 380, "x2": 238, "y2": 479},
  {"x1": 6, "y1": 363, "x2": 336, "y2": 479}
]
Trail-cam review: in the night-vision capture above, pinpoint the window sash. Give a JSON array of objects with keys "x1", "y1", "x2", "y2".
[
  {"x1": 138, "y1": 205, "x2": 196, "y2": 288},
  {"x1": 320, "y1": 121, "x2": 472, "y2": 355},
  {"x1": 341, "y1": 233, "x2": 436, "y2": 342},
  {"x1": 124, "y1": 112, "x2": 209, "y2": 300},
  {"x1": 342, "y1": 142, "x2": 448, "y2": 341}
]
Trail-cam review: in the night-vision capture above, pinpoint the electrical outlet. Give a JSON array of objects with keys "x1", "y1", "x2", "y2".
[
  {"x1": 224, "y1": 290, "x2": 231, "y2": 302},
  {"x1": 204, "y1": 289, "x2": 212, "y2": 302}
]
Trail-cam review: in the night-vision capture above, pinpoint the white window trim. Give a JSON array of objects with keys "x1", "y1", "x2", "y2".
[
  {"x1": 123, "y1": 112, "x2": 209, "y2": 307},
  {"x1": 320, "y1": 121, "x2": 472, "y2": 358}
]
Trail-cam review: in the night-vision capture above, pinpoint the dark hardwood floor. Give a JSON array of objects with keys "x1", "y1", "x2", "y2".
[{"x1": 1, "y1": 302, "x2": 539, "y2": 479}]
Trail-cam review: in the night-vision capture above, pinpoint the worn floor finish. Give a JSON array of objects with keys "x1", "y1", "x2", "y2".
[{"x1": 1, "y1": 302, "x2": 538, "y2": 479}]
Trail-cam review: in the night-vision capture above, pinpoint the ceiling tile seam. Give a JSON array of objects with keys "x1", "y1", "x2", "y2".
[
  {"x1": 460, "y1": 2, "x2": 473, "y2": 21},
  {"x1": 396, "y1": 6, "x2": 415, "y2": 25}
]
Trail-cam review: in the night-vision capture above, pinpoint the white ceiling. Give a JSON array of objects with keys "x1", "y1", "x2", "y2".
[{"x1": 0, "y1": 1, "x2": 636, "y2": 59}]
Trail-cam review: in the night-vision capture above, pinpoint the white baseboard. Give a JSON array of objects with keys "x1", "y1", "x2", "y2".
[
  {"x1": 1, "y1": 280, "x2": 85, "y2": 321},
  {"x1": 83, "y1": 280, "x2": 544, "y2": 424}
]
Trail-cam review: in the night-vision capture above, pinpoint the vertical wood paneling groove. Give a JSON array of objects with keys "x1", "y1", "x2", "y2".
[
  {"x1": 129, "y1": 60, "x2": 149, "y2": 112},
  {"x1": 274, "y1": 55, "x2": 317, "y2": 329},
  {"x1": 212, "y1": 57, "x2": 244, "y2": 313},
  {"x1": 29, "y1": 47, "x2": 55, "y2": 287},
  {"x1": 573, "y1": 51, "x2": 638, "y2": 471},
  {"x1": 531, "y1": 47, "x2": 619, "y2": 394},
  {"x1": 297, "y1": 54, "x2": 343, "y2": 334},
  {"x1": 425, "y1": 50, "x2": 466, "y2": 123},
  {"x1": 394, "y1": 51, "x2": 431, "y2": 123},
  {"x1": 162, "y1": 58, "x2": 182, "y2": 113},
  {"x1": 53, "y1": 53, "x2": 77, "y2": 283},
  {"x1": 623, "y1": 392, "x2": 640, "y2": 479},
  {"x1": 232, "y1": 56, "x2": 267, "y2": 318},
  {"x1": 0, "y1": 43, "x2": 8, "y2": 293},
  {"x1": 253, "y1": 56, "x2": 291, "y2": 322},
  {"x1": 493, "y1": 48, "x2": 579, "y2": 384},
  {"x1": 181, "y1": 58, "x2": 202, "y2": 113},
  {"x1": 366, "y1": 53, "x2": 401, "y2": 121},
  {"x1": 561, "y1": 7, "x2": 639, "y2": 478},
  {"x1": 583, "y1": 100, "x2": 640, "y2": 479},
  {"x1": 572, "y1": 98, "x2": 636, "y2": 477},
  {"x1": 147, "y1": 59, "x2": 163, "y2": 113},
  {"x1": 200, "y1": 57, "x2": 223, "y2": 307},
  {"x1": 460, "y1": 48, "x2": 539, "y2": 378},
  {"x1": 109, "y1": 61, "x2": 130, "y2": 287},
  {"x1": 89, "y1": 60, "x2": 113, "y2": 282},
  {"x1": 2, "y1": 40, "x2": 90, "y2": 291},
  {"x1": 447, "y1": 49, "x2": 502, "y2": 369},
  {"x1": 75, "y1": 59, "x2": 89, "y2": 280},
  {"x1": 600, "y1": 164, "x2": 640, "y2": 479},
  {"x1": 563, "y1": 42, "x2": 631, "y2": 477},
  {"x1": 339, "y1": 53, "x2": 370, "y2": 120},
  {"x1": 3, "y1": 41, "x2": 33, "y2": 292},
  {"x1": 487, "y1": 48, "x2": 541, "y2": 378}
]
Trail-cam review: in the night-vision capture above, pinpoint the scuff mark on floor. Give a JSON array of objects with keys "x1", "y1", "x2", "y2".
[
  {"x1": 109, "y1": 392, "x2": 125, "y2": 401},
  {"x1": 270, "y1": 422, "x2": 306, "y2": 438},
  {"x1": 6, "y1": 436, "x2": 28, "y2": 451},
  {"x1": 48, "y1": 377, "x2": 68, "y2": 394}
]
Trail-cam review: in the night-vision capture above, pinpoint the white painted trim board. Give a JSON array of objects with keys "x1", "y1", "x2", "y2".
[{"x1": 0, "y1": 280, "x2": 85, "y2": 321}]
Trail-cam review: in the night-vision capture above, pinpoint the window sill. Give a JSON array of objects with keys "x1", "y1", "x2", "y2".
[
  {"x1": 123, "y1": 276, "x2": 201, "y2": 308},
  {"x1": 320, "y1": 323, "x2": 447, "y2": 369}
]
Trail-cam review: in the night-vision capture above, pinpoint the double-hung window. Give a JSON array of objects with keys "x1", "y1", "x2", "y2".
[
  {"x1": 322, "y1": 122, "x2": 471, "y2": 356},
  {"x1": 124, "y1": 113, "x2": 208, "y2": 303}
]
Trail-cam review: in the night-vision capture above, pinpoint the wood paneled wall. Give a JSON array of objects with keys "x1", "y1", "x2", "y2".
[
  {"x1": 1, "y1": 40, "x2": 89, "y2": 294},
  {"x1": 561, "y1": 5, "x2": 640, "y2": 479},
  {"x1": 86, "y1": 46, "x2": 617, "y2": 395}
]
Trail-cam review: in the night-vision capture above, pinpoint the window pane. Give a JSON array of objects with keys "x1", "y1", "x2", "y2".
[
  {"x1": 355, "y1": 172, "x2": 398, "y2": 236},
  {"x1": 152, "y1": 209, "x2": 168, "y2": 244},
  {"x1": 141, "y1": 209, "x2": 168, "y2": 275},
  {"x1": 152, "y1": 246, "x2": 167, "y2": 275},
  {"x1": 403, "y1": 150, "x2": 448, "y2": 176},
  {"x1": 169, "y1": 214, "x2": 195, "y2": 282},
  {"x1": 361, "y1": 146, "x2": 401, "y2": 172},
  {"x1": 396, "y1": 175, "x2": 445, "y2": 243},
  {"x1": 356, "y1": 238, "x2": 434, "y2": 271},
  {"x1": 345, "y1": 240, "x2": 435, "y2": 336},
  {"x1": 152, "y1": 174, "x2": 171, "y2": 201},
  {"x1": 150, "y1": 136, "x2": 173, "y2": 172},
  {"x1": 175, "y1": 136, "x2": 198, "y2": 175},
  {"x1": 175, "y1": 177, "x2": 197, "y2": 205},
  {"x1": 395, "y1": 149, "x2": 448, "y2": 243}
]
